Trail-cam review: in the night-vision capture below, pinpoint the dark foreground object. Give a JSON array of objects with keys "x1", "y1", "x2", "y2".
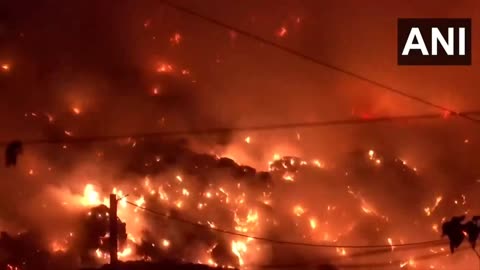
[
  {"x1": 81, "y1": 261, "x2": 237, "y2": 270},
  {"x1": 81, "y1": 260, "x2": 339, "y2": 270}
]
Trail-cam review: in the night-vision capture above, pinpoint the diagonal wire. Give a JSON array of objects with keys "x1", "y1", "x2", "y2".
[
  {"x1": 157, "y1": 0, "x2": 480, "y2": 123},
  {"x1": 244, "y1": 247, "x2": 465, "y2": 269},
  {"x1": 126, "y1": 200, "x2": 446, "y2": 249},
  {"x1": 1, "y1": 110, "x2": 479, "y2": 147}
]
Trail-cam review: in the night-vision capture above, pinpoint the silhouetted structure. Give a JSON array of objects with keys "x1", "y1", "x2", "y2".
[
  {"x1": 442, "y1": 215, "x2": 466, "y2": 253},
  {"x1": 463, "y1": 216, "x2": 480, "y2": 249},
  {"x1": 5, "y1": 140, "x2": 22, "y2": 167},
  {"x1": 78, "y1": 205, "x2": 127, "y2": 265}
]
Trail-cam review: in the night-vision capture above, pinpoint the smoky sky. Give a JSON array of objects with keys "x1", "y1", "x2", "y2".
[
  {"x1": 0, "y1": 0, "x2": 479, "y2": 198},
  {"x1": 1, "y1": 2, "x2": 480, "y2": 269}
]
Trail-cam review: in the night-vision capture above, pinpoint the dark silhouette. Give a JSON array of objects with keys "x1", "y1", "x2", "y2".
[
  {"x1": 442, "y1": 215, "x2": 466, "y2": 253},
  {"x1": 463, "y1": 216, "x2": 480, "y2": 249},
  {"x1": 77, "y1": 205, "x2": 127, "y2": 265},
  {"x1": 5, "y1": 140, "x2": 22, "y2": 167}
]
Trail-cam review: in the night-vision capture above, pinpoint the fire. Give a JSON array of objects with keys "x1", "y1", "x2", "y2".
[
  {"x1": 293, "y1": 205, "x2": 305, "y2": 216},
  {"x1": 170, "y1": 32, "x2": 182, "y2": 45},
  {"x1": 309, "y1": 218, "x2": 317, "y2": 229},
  {"x1": 1, "y1": 64, "x2": 10, "y2": 71},
  {"x1": 231, "y1": 240, "x2": 247, "y2": 266},
  {"x1": 175, "y1": 200, "x2": 183, "y2": 209},
  {"x1": 72, "y1": 107, "x2": 81, "y2": 115},
  {"x1": 276, "y1": 26, "x2": 287, "y2": 37},
  {"x1": 46, "y1": 113, "x2": 55, "y2": 122},
  {"x1": 143, "y1": 19, "x2": 151, "y2": 28},
  {"x1": 158, "y1": 187, "x2": 169, "y2": 201},
  {"x1": 176, "y1": 175, "x2": 183, "y2": 182},
  {"x1": 361, "y1": 205, "x2": 373, "y2": 214},
  {"x1": 135, "y1": 196, "x2": 145, "y2": 209},
  {"x1": 162, "y1": 239, "x2": 170, "y2": 247},
  {"x1": 424, "y1": 196, "x2": 443, "y2": 216},
  {"x1": 7, "y1": 126, "x2": 464, "y2": 269},
  {"x1": 336, "y1": 248, "x2": 347, "y2": 256},
  {"x1": 387, "y1": 237, "x2": 394, "y2": 251},
  {"x1": 312, "y1": 159, "x2": 324, "y2": 168},
  {"x1": 95, "y1": 248, "x2": 105, "y2": 259},
  {"x1": 400, "y1": 258, "x2": 416, "y2": 268},
  {"x1": 156, "y1": 63, "x2": 173, "y2": 73},
  {"x1": 234, "y1": 209, "x2": 259, "y2": 233},
  {"x1": 207, "y1": 259, "x2": 218, "y2": 267},
  {"x1": 81, "y1": 184, "x2": 102, "y2": 206},
  {"x1": 51, "y1": 241, "x2": 67, "y2": 253},
  {"x1": 282, "y1": 173, "x2": 295, "y2": 182},
  {"x1": 118, "y1": 246, "x2": 133, "y2": 258}
]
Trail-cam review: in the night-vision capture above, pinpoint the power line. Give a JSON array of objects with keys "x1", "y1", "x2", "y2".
[
  {"x1": 2, "y1": 110, "x2": 479, "y2": 147},
  {"x1": 245, "y1": 247, "x2": 464, "y2": 269},
  {"x1": 158, "y1": 0, "x2": 480, "y2": 124},
  {"x1": 125, "y1": 200, "x2": 446, "y2": 249}
]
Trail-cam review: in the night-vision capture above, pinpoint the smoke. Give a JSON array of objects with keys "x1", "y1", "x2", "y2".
[{"x1": 1, "y1": 1, "x2": 480, "y2": 269}]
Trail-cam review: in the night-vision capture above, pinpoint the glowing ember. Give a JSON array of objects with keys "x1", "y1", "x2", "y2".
[
  {"x1": 162, "y1": 239, "x2": 170, "y2": 247},
  {"x1": 72, "y1": 107, "x2": 81, "y2": 115},
  {"x1": 276, "y1": 26, "x2": 287, "y2": 37},
  {"x1": 51, "y1": 241, "x2": 67, "y2": 253},
  {"x1": 282, "y1": 173, "x2": 295, "y2": 182},
  {"x1": 156, "y1": 63, "x2": 173, "y2": 73},
  {"x1": 231, "y1": 240, "x2": 247, "y2": 266},
  {"x1": 293, "y1": 205, "x2": 305, "y2": 216},
  {"x1": 175, "y1": 200, "x2": 183, "y2": 209},
  {"x1": 118, "y1": 246, "x2": 133, "y2": 258},
  {"x1": 312, "y1": 159, "x2": 324, "y2": 168},
  {"x1": 309, "y1": 218, "x2": 317, "y2": 229},
  {"x1": 81, "y1": 184, "x2": 102, "y2": 206},
  {"x1": 424, "y1": 196, "x2": 443, "y2": 216},
  {"x1": 387, "y1": 238, "x2": 394, "y2": 251},
  {"x1": 170, "y1": 32, "x2": 182, "y2": 45},
  {"x1": 135, "y1": 196, "x2": 146, "y2": 209},
  {"x1": 336, "y1": 248, "x2": 347, "y2": 256},
  {"x1": 400, "y1": 258, "x2": 416, "y2": 268}
]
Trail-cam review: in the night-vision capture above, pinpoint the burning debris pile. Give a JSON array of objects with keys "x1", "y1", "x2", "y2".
[
  {"x1": 2, "y1": 2, "x2": 480, "y2": 270},
  {"x1": 2, "y1": 136, "x2": 477, "y2": 270}
]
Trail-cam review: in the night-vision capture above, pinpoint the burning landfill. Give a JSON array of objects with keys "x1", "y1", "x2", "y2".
[
  {"x1": 1, "y1": 130, "x2": 480, "y2": 270},
  {"x1": 1, "y1": 1, "x2": 480, "y2": 270}
]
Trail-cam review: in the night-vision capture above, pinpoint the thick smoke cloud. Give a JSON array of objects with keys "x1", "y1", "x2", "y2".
[{"x1": 1, "y1": 1, "x2": 480, "y2": 269}]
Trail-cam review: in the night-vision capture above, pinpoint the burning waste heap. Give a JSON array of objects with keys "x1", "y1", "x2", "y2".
[
  {"x1": 2, "y1": 2, "x2": 480, "y2": 269},
  {"x1": 2, "y1": 135, "x2": 478, "y2": 270}
]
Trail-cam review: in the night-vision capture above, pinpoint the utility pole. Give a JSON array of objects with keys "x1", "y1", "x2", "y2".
[{"x1": 109, "y1": 194, "x2": 118, "y2": 267}]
